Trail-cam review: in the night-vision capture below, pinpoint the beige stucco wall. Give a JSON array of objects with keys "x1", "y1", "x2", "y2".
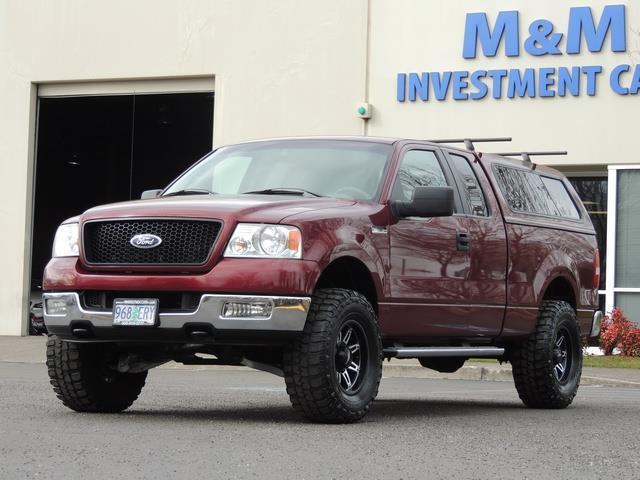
[
  {"x1": 0, "y1": 0, "x2": 369, "y2": 335},
  {"x1": 0, "y1": 0, "x2": 636, "y2": 334}
]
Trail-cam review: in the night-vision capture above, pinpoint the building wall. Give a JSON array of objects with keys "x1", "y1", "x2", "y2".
[
  {"x1": 368, "y1": 0, "x2": 640, "y2": 166},
  {"x1": 0, "y1": 0, "x2": 637, "y2": 334}
]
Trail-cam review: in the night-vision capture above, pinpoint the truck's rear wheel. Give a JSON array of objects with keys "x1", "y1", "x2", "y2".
[
  {"x1": 283, "y1": 288, "x2": 382, "y2": 423},
  {"x1": 46, "y1": 336, "x2": 147, "y2": 413},
  {"x1": 510, "y1": 300, "x2": 582, "y2": 409}
]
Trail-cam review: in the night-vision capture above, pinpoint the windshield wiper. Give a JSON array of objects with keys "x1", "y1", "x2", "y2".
[
  {"x1": 162, "y1": 188, "x2": 217, "y2": 197},
  {"x1": 242, "y1": 188, "x2": 322, "y2": 197}
]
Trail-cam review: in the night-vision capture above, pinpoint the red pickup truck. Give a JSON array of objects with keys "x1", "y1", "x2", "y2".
[{"x1": 43, "y1": 137, "x2": 601, "y2": 423}]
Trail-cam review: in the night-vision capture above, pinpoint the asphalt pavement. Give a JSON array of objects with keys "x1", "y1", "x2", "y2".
[{"x1": 1, "y1": 358, "x2": 639, "y2": 479}]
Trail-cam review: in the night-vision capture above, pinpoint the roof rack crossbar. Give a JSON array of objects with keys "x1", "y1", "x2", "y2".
[
  {"x1": 428, "y1": 137, "x2": 512, "y2": 152},
  {"x1": 497, "y1": 151, "x2": 567, "y2": 163}
]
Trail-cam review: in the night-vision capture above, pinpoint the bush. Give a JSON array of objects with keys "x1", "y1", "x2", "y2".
[
  {"x1": 599, "y1": 308, "x2": 640, "y2": 356},
  {"x1": 620, "y1": 329, "x2": 640, "y2": 357}
]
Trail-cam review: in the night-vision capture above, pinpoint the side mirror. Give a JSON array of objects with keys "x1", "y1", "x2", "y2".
[
  {"x1": 391, "y1": 186, "x2": 454, "y2": 218},
  {"x1": 140, "y1": 189, "x2": 163, "y2": 200}
]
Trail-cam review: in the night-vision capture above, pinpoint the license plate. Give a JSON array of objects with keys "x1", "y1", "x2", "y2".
[{"x1": 113, "y1": 299, "x2": 158, "y2": 326}]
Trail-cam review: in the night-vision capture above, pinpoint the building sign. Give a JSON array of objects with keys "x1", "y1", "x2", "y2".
[{"x1": 397, "y1": 5, "x2": 639, "y2": 102}]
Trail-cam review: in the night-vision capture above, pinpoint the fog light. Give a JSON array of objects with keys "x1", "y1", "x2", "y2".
[
  {"x1": 45, "y1": 298, "x2": 68, "y2": 315},
  {"x1": 221, "y1": 301, "x2": 273, "y2": 318}
]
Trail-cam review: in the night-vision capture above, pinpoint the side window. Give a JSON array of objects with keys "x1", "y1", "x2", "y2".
[
  {"x1": 493, "y1": 166, "x2": 538, "y2": 213},
  {"x1": 540, "y1": 177, "x2": 580, "y2": 219},
  {"x1": 493, "y1": 165, "x2": 580, "y2": 219},
  {"x1": 391, "y1": 150, "x2": 448, "y2": 202},
  {"x1": 449, "y1": 154, "x2": 488, "y2": 217}
]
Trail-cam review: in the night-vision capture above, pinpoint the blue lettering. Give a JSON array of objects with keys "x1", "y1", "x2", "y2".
[
  {"x1": 524, "y1": 20, "x2": 563, "y2": 56},
  {"x1": 582, "y1": 66, "x2": 602, "y2": 95},
  {"x1": 610, "y1": 64, "x2": 630, "y2": 95},
  {"x1": 408, "y1": 73, "x2": 429, "y2": 101},
  {"x1": 538, "y1": 67, "x2": 556, "y2": 97},
  {"x1": 557, "y1": 67, "x2": 581, "y2": 96},
  {"x1": 396, "y1": 73, "x2": 407, "y2": 102},
  {"x1": 470, "y1": 70, "x2": 488, "y2": 100},
  {"x1": 430, "y1": 71, "x2": 452, "y2": 100},
  {"x1": 566, "y1": 5, "x2": 626, "y2": 54},
  {"x1": 452, "y1": 71, "x2": 470, "y2": 100},
  {"x1": 630, "y1": 65, "x2": 640, "y2": 95},
  {"x1": 487, "y1": 69, "x2": 508, "y2": 98},
  {"x1": 463, "y1": 11, "x2": 520, "y2": 58},
  {"x1": 507, "y1": 69, "x2": 536, "y2": 98}
]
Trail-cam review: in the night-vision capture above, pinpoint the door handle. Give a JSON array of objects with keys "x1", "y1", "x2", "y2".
[{"x1": 456, "y1": 231, "x2": 470, "y2": 251}]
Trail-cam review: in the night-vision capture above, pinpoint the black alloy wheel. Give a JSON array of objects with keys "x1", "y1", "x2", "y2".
[
  {"x1": 553, "y1": 326, "x2": 574, "y2": 383},
  {"x1": 334, "y1": 320, "x2": 367, "y2": 393}
]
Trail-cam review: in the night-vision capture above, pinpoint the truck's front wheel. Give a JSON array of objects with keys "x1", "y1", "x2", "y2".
[
  {"x1": 283, "y1": 289, "x2": 382, "y2": 423},
  {"x1": 46, "y1": 336, "x2": 147, "y2": 413}
]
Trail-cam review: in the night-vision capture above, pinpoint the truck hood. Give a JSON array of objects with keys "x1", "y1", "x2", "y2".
[{"x1": 80, "y1": 194, "x2": 356, "y2": 225}]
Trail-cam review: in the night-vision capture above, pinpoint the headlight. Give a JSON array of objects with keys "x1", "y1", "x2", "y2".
[
  {"x1": 224, "y1": 224, "x2": 302, "y2": 259},
  {"x1": 52, "y1": 223, "x2": 79, "y2": 257}
]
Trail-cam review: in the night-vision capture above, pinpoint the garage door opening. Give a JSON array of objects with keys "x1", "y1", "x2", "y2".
[{"x1": 30, "y1": 91, "x2": 214, "y2": 333}]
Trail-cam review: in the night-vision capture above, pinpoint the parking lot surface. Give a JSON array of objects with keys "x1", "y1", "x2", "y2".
[{"x1": 1, "y1": 362, "x2": 638, "y2": 479}]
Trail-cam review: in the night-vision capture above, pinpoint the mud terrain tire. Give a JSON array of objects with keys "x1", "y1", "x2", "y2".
[
  {"x1": 511, "y1": 300, "x2": 582, "y2": 409},
  {"x1": 283, "y1": 289, "x2": 382, "y2": 423},
  {"x1": 46, "y1": 336, "x2": 147, "y2": 413}
]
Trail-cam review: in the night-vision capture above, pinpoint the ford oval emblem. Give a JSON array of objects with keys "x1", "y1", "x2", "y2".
[{"x1": 130, "y1": 234, "x2": 163, "y2": 249}]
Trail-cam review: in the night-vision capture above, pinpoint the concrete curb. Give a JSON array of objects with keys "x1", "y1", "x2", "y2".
[
  {"x1": 2, "y1": 336, "x2": 639, "y2": 387},
  {"x1": 381, "y1": 363, "x2": 640, "y2": 387},
  {"x1": 580, "y1": 375, "x2": 640, "y2": 387},
  {"x1": 382, "y1": 364, "x2": 513, "y2": 382}
]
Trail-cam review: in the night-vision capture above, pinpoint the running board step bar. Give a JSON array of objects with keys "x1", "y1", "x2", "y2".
[{"x1": 383, "y1": 346, "x2": 505, "y2": 359}]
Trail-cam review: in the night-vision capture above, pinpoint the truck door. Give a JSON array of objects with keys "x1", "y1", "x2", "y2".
[
  {"x1": 387, "y1": 147, "x2": 474, "y2": 337},
  {"x1": 444, "y1": 151, "x2": 508, "y2": 335}
]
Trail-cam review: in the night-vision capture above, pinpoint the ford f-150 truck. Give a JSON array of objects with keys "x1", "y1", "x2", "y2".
[{"x1": 43, "y1": 136, "x2": 602, "y2": 423}]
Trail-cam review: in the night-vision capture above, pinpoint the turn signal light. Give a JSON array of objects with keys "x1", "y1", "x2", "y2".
[{"x1": 287, "y1": 229, "x2": 302, "y2": 252}]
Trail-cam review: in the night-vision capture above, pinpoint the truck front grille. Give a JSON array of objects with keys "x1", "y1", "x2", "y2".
[{"x1": 83, "y1": 219, "x2": 222, "y2": 265}]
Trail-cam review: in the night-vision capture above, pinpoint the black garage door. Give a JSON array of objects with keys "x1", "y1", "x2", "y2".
[{"x1": 31, "y1": 92, "x2": 214, "y2": 290}]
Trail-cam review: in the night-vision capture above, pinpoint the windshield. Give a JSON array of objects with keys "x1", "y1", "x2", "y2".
[{"x1": 163, "y1": 140, "x2": 393, "y2": 201}]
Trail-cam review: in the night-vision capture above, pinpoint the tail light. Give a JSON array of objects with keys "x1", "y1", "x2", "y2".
[{"x1": 593, "y1": 249, "x2": 600, "y2": 289}]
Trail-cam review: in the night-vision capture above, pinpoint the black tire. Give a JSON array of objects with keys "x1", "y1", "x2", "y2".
[
  {"x1": 28, "y1": 323, "x2": 39, "y2": 336},
  {"x1": 46, "y1": 336, "x2": 147, "y2": 413},
  {"x1": 283, "y1": 288, "x2": 382, "y2": 423},
  {"x1": 510, "y1": 300, "x2": 582, "y2": 409}
]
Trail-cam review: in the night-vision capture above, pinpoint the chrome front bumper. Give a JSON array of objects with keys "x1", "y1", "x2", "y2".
[{"x1": 43, "y1": 292, "x2": 311, "y2": 335}]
